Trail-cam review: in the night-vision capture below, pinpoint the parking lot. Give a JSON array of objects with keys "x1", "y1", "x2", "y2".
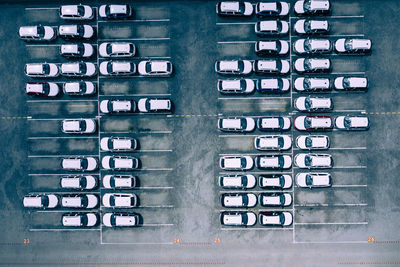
[{"x1": 1, "y1": 0, "x2": 400, "y2": 266}]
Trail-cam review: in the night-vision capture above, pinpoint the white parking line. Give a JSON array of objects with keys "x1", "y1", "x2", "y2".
[
  {"x1": 27, "y1": 118, "x2": 64, "y2": 121},
  {"x1": 28, "y1": 173, "x2": 99, "y2": 176},
  {"x1": 295, "y1": 222, "x2": 368, "y2": 225},
  {"x1": 98, "y1": 38, "x2": 170, "y2": 41},
  {"x1": 219, "y1": 153, "x2": 289, "y2": 156},
  {"x1": 219, "y1": 171, "x2": 292, "y2": 175},
  {"x1": 295, "y1": 203, "x2": 367, "y2": 207},
  {"x1": 137, "y1": 149, "x2": 173, "y2": 152},
  {"x1": 330, "y1": 15, "x2": 364, "y2": 18},
  {"x1": 141, "y1": 223, "x2": 174, "y2": 226},
  {"x1": 217, "y1": 41, "x2": 257, "y2": 44},
  {"x1": 140, "y1": 168, "x2": 173, "y2": 171},
  {"x1": 30, "y1": 228, "x2": 100, "y2": 231},
  {"x1": 137, "y1": 205, "x2": 174, "y2": 208},
  {"x1": 333, "y1": 166, "x2": 367, "y2": 169},
  {"x1": 98, "y1": 19, "x2": 170, "y2": 23},
  {"x1": 28, "y1": 136, "x2": 98, "y2": 139},
  {"x1": 293, "y1": 147, "x2": 367, "y2": 151},
  {"x1": 100, "y1": 242, "x2": 173, "y2": 245},
  {"x1": 218, "y1": 97, "x2": 291, "y2": 100},
  {"x1": 101, "y1": 94, "x2": 171, "y2": 97},
  {"x1": 25, "y1": 7, "x2": 59, "y2": 10},
  {"x1": 216, "y1": 22, "x2": 255, "y2": 25},
  {"x1": 328, "y1": 34, "x2": 365, "y2": 37},
  {"x1": 294, "y1": 240, "x2": 368, "y2": 244},
  {"x1": 221, "y1": 227, "x2": 293, "y2": 231},
  {"x1": 28, "y1": 155, "x2": 98, "y2": 158},
  {"x1": 219, "y1": 191, "x2": 292, "y2": 194},
  {"x1": 27, "y1": 100, "x2": 98, "y2": 103},
  {"x1": 334, "y1": 110, "x2": 366, "y2": 112},
  {"x1": 219, "y1": 134, "x2": 264, "y2": 137},
  {"x1": 332, "y1": 184, "x2": 367, "y2": 188},
  {"x1": 331, "y1": 72, "x2": 366, "y2": 75},
  {"x1": 30, "y1": 192, "x2": 100, "y2": 194},
  {"x1": 139, "y1": 186, "x2": 174, "y2": 190}
]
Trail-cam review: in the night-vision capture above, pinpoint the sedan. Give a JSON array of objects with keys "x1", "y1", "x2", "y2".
[
  {"x1": 60, "y1": 43, "x2": 94, "y2": 58},
  {"x1": 255, "y1": 20, "x2": 289, "y2": 36},
  {"x1": 61, "y1": 194, "x2": 98, "y2": 209},
  {"x1": 334, "y1": 77, "x2": 368, "y2": 91},
  {"x1": 99, "y1": 4, "x2": 132, "y2": 19},
  {"x1": 220, "y1": 193, "x2": 257, "y2": 208},
  {"x1": 215, "y1": 60, "x2": 252, "y2": 75},
  {"x1": 61, "y1": 157, "x2": 98, "y2": 172},
  {"x1": 218, "y1": 174, "x2": 256, "y2": 189},
  {"x1": 99, "y1": 42, "x2": 135, "y2": 58},
  {"x1": 334, "y1": 38, "x2": 372, "y2": 54},
  {"x1": 137, "y1": 98, "x2": 172, "y2": 113},
  {"x1": 19, "y1": 25, "x2": 56, "y2": 41},
  {"x1": 335, "y1": 116, "x2": 369, "y2": 130},
  {"x1": 294, "y1": 96, "x2": 333, "y2": 112},
  {"x1": 61, "y1": 62, "x2": 97, "y2": 77},
  {"x1": 23, "y1": 194, "x2": 59, "y2": 209},
  {"x1": 220, "y1": 211, "x2": 257, "y2": 226},
  {"x1": 259, "y1": 211, "x2": 292, "y2": 226},
  {"x1": 62, "y1": 119, "x2": 96, "y2": 134},
  {"x1": 294, "y1": 0, "x2": 330, "y2": 15},
  {"x1": 219, "y1": 156, "x2": 254, "y2": 171},
  {"x1": 103, "y1": 212, "x2": 140, "y2": 227},
  {"x1": 255, "y1": 155, "x2": 292, "y2": 170},
  {"x1": 254, "y1": 135, "x2": 292, "y2": 150},
  {"x1": 294, "y1": 153, "x2": 333, "y2": 169},
  {"x1": 294, "y1": 58, "x2": 331, "y2": 73},
  {"x1": 296, "y1": 172, "x2": 332, "y2": 188},
  {"x1": 58, "y1": 25, "x2": 94, "y2": 39},
  {"x1": 62, "y1": 212, "x2": 98, "y2": 227},
  {"x1": 255, "y1": 1, "x2": 289, "y2": 17},
  {"x1": 256, "y1": 78, "x2": 290, "y2": 93},
  {"x1": 256, "y1": 116, "x2": 291, "y2": 131},
  {"x1": 102, "y1": 193, "x2": 137, "y2": 208},
  {"x1": 60, "y1": 5, "x2": 93, "y2": 20},
  {"x1": 259, "y1": 193, "x2": 292, "y2": 207},
  {"x1": 216, "y1": 1, "x2": 253, "y2": 16},
  {"x1": 294, "y1": 77, "x2": 331, "y2": 92},
  {"x1": 63, "y1": 81, "x2": 96, "y2": 96},
  {"x1": 25, "y1": 82, "x2": 60, "y2": 97},
  {"x1": 296, "y1": 135, "x2": 330, "y2": 150},
  {"x1": 138, "y1": 60, "x2": 173, "y2": 76},
  {"x1": 102, "y1": 175, "x2": 137, "y2": 189},
  {"x1": 294, "y1": 19, "x2": 329, "y2": 35},
  {"x1": 294, "y1": 115, "x2": 333, "y2": 131},
  {"x1": 218, "y1": 117, "x2": 255, "y2": 132},
  {"x1": 100, "y1": 137, "x2": 137, "y2": 152},
  {"x1": 25, "y1": 63, "x2": 59, "y2": 78},
  {"x1": 258, "y1": 174, "x2": 292, "y2": 189},
  {"x1": 217, "y1": 79, "x2": 255, "y2": 94},
  {"x1": 293, "y1": 39, "x2": 332, "y2": 54},
  {"x1": 255, "y1": 40, "x2": 289, "y2": 56},
  {"x1": 253, "y1": 59, "x2": 290, "y2": 75},
  {"x1": 100, "y1": 61, "x2": 136, "y2": 76},
  {"x1": 100, "y1": 100, "x2": 136, "y2": 114},
  {"x1": 101, "y1": 156, "x2": 139, "y2": 171},
  {"x1": 60, "y1": 175, "x2": 98, "y2": 190}
]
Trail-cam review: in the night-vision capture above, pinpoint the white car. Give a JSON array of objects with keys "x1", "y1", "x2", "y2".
[
  {"x1": 294, "y1": 0, "x2": 330, "y2": 15},
  {"x1": 220, "y1": 193, "x2": 257, "y2": 208},
  {"x1": 218, "y1": 117, "x2": 255, "y2": 132},
  {"x1": 62, "y1": 119, "x2": 96, "y2": 134},
  {"x1": 253, "y1": 59, "x2": 290, "y2": 75},
  {"x1": 294, "y1": 96, "x2": 333, "y2": 112},
  {"x1": 259, "y1": 193, "x2": 292, "y2": 207},
  {"x1": 255, "y1": 20, "x2": 289, "y2": 36},
  {"x1": 61, "y1": 194, "x2": 98, "y2": 209},
  {"x1": 218, "y1": 174, "x2": 256, "y2": 189},
  {"x1": 25, "y1": 82, "x2": 60, "y2": 97},
  {"x1": 254, "y1": 135, "x2": 292, "y2": 150},
  {"x1": 294, "y1": 153, "x2": 333, "y2": 168},
  {"x1": 60, "y1": 175, "x2": 98, "y2": 190},
  {"x1": 259, "y1": 211, "x2": 292, "y2": 226},
  {"x1": 138, "y1": 60, "x2": 173, "y2": 76},
  {"x1": 99, "y1": 4, "x2": 132, "y2": 19},
  {"x1": 296, "y1": 135, "x2": 330, "y2": 150},
  {"x1": 19, "y1": 25, "x2": 56, "y2": 41},
  {"x1": 137, "y1": 98, "x2": 172, "y2": 113},
  {"x1": 255, "y1": 1, "x2": 289, "y2": 17},
  {"x1": 216, "y1": 1, "x2": 253, "y2": 16},
  {"x1": 60, "y1": 43, "x2": 94, "y2": 58},
  {"x1": 256, "y1": 78, "x2": 290, "y2": 93},
  {"x1": 335, "y1": 116, "x2": 369, "y2": 130},
  {"x1": 334, "y1": 38, "x2": 372, "y2": 53},
  {"x1": 219, "y1": 156, "x2": 254, "y2": 171},
  {"x1": 101, "y1": 156, "x2": 139, "y2": 170},
  {"x1": 334, "y1": 77, "x2": 368, "y2": 91},
  {"x1": 61, "y1": 62, "x2": 97, "y2": 77},
  {"x1": 25, "y1": 63, "x2": 59, "y2": 78},
  {"x1": 294, "y1": 19, "x2": 329, "y2": 35},
  {"x1": 99, "y1": 42, "x2": 135, "y2": 58},
  {"x1": 255, "y1": 40, "x2": 289, "y2": 56},
  {"x1": 217, "y1": 79, "x2": 255, "y2": 94},
  {"x1": 293, "y1": 39, "x2": 332, "y2": 54},
  {"x1": 296, "y1": 172, "x2": 332, "y2": 188},
  {"x1": 294, "y1": 58, "x2": 331, "y2": 73},
  {"x1": 294, "y1": 77, "x2": 331, "y2": 92},
  {"x1": 259, "y1": 174, "x2": 292, "y2": 189},
  {"x1": 102, "y1": 175, "x2": 137, "y2": 189},
  {"x1": 255, "y1": 155, "x2": 292, "y2": 169},
  {"x1": 100, "y1": 100, "x2": 136, "y2": 114},
  {"x1": 61, "y1": 157, "x2": 98, "y2": 172},
  {"x1": 215, "y1": 60, "x2": 252, "y2": 75},
  {"x1": 102, "y1": 193, "x2": 137, "y2": 208},
  {"x1": 220, "y1": 211, "x2": 257, "y2": 226},
  {"x1": 63, "y1": 81, "x2": 96, "y2": 95},
  {"x1": 60, "y1": 5, "x2": 93, "y2": 20},
  {"x1": 294, "y1": 115, "x2": 333, "y2": 131},
  {"x1": 23, "y1": 194, "x2": 59, "y2": 209},
  {"x1": 256, "y1": 116, "x2": 291, "y2": 131},
  {"x1": 103, "y1": 212, "x2": 140, "y2": 227},
  {"x1": 58, "y1": 25, "x2": 94, "y2": 39},
  {"x1": 100, "y1": 137, "x2": 137, "y2": 152},
  {"x1": 100, "y1": 61, "x2": 136, "y2": 76},
  {"x1": 62, "y1": 213, "x2": 98, "y2": 227}
]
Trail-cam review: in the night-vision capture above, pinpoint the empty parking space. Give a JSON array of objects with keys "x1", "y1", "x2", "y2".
[
  {"x1": 99, "y1": 79, "x2": 170, "y2": 95},
  {"x1": 98, "y1": 21, "x2": 170, "y2": 40}
]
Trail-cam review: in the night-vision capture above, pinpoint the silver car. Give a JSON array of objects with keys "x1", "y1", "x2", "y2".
[
  {"x1": 59, "y1": 5, "x2": 94, "y2": 20},
  {"x1": 294, "y1": 96, "x2": 333, "y2": 112},
  {"x1": 99, "y1": 42, "x2": 136, "y2": 58}
]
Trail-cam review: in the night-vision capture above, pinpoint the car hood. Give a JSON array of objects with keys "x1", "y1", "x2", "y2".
[
  {"x1": 295, "y1": 97, "x2": 306, "y2": 111},
  {"x1": 246, "y1": 212, "x2": 257, "y2": 226},
  {"x1": 294, "y1": 39, "x2": 306, "y2": 53},
  {"x1": 283, "y1": 212, "x2": 293, "y2": 226},
  {"x1": 294, "y1": 116, "x2": 306, "y2": 130},
  {"x1": 294, "y1": 78, "x2": 305, "y2": 91},
  {"x1": 334, "y1": 77, "x2": 344, "y2": 89},
  {"x1": 335, "y1": 116, "x2": 345, "y2": 128},
  {"x1": 86, "y1": 195, "x2": 98, "y2": 208},
  {"x1": 296, "y1": 173, "x2": 308, "y2": 187},
  {"x1": 335, "y1": 39, "x2": 346, "y2": 52},
  {"x1": 294, "y1": 0, "x2": 305, "y2": 13},
  {"x1": 294, "y1": 20, "x2": 305, "y2": 34},
  {"x1": 295, "y1": 58, "x2": 305, "y2": 72}
]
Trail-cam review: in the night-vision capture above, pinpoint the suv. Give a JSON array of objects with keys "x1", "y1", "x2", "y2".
[
  {"x1": 255, "y1": 20, "x2": 289, "y2": 36},
  {"x1": 25, "y1": 82, "x2": 60, "y2": 97},
  {"x1": 294, "y1": 19, "x2": 329, "y2": 35},
  {"x1": 255, "y1": 155, "x2": 292, "y2": 170},
  {"x1": 218, "y1": 174, "x2": 256, "y2": 189},
  {"x1": 294, "y1": 0, "x2": 330, "y2": 15},
  {"x1": 60, "y1": 175, "x2": 98, "y2": 190},
  {"x1": 103, "y1": 175, "x2": 137, "y2": 189},
  {"x1": 258, "y1": 174, "x2": 292, "y2": 189},
  {"x1": 100, "y1": 100, "x2": 136, "y2": 114},
  {"x1": 293, "y1": 39, "x2": 332, "y2": 54},
  {"x1": 294, "y1": 77, "x2": 331, "y2": 92},
  {"x1": 335, "y1": 116, "x2": 369, "y2": 130},
  {"x1": 60, "y1": 43, "x2": 94, "y2": 58},
  {"x1": 101, "y1": 156, "x2": 139, "y2": 170},
  {"x1": 217, "y1": 79, "x2": 255, "y2": 94},
  {"x1": 334, "y1": 77, "x2": 368, "y2": 91},
  {"x1": 296, "y1": 172, "x2": 332, "y2": 188},
  {"x1": 58, "y1": 25, "x2": 94, "y2": 39},
  {"x1": 100, "y1": 61, "x2": 136, "y2": 76},
  {"x1": 219, "y1": 156, "x2": 254, "y2": 171},
  {"x1": 99, "y1": 42, "x2": 136, "y2": 58},
  {"x1": 99, "y1": 4, "x2": 132, "y2": 19},
  {"x1": 218, "y1": 117, "x2": 255, "y2": 132},
  {"x1": 256, "y1": 116, "x2": 291, "y2": 131},
  {"x1": 25, "y1": 63, "x2": 59, "y2": 78},
  {"x1": 334, "y1": 38, "x2": 372, "y2": 54},
  {"x1": 23, "y1": 194, "x2": 59, "y2": 209},
  {"x1": 138, "y1": 60, "x2": 173, "y2": 76},
  {"x1": 294, "y1": 96, "x2": 333, "y2": 112},
  {"x1": 61, "y1": 194, "x2": 99, "y2": 209},
  {"x1": 137, "y1": 98, "x2": 172, "y2": 113},
  {"x1": 259, "y1": 211, "x2": 293, "y2": 226},
  {"x1": 254, "y1": 135, "x2": 292, "y2": 150},
  {"x1": 59, "y1": 5, "x2": 93, "y2": 20},
  {"x1": 100, "y1": 137, "x2": 137, "y2": 152},
  {"x1": 63, "y1": 81, "x2": 96, "y2": 95},
  {"x1": 62, "y1": 119, "x2": 96, "y2": 134},
  {"x1": 220, "y1": 211, "x2": 257, "y2": 226},
  {"x1": 220, "y1": 193, "x2": 257, "y2": 208},
  {"x1": 62, "y1": 212, "x2": 98, "y2": 227},
  {"x1": 19, "y1": 25, "x2": 56, "y2": 41},
  {"x1": 215, "y1": 60, "x2": 252, "y2": 75},
  {"x1": 61, "y1": 157, "x2": 98, "y2": 172},
  {"x1": 256, "y1": 78, "x2": 290, "y2": 93},
  {"x1": 255, "y1": 40, "x2": 289, "y2": 56},
  {"x1": 61, "y1": 62, "x2": 97, "y2": 77},
  {"x1": 216, "y1": 1, "x2": 253, "y2": 16},
  {"x1": 102, "y1": 193, "x2": 137, "y2": 208},
  {"x1": 294, "y1": 153, "x2": 333, "y2": 168},
  {"x1": 255, "y1": 1, "x2": 290, "y2": 17},
  {"x1": 103, "y1": 212, "x2": 140, "y2": 227},
  {"x1": 253, "y1": 59, "x2": 290, "y2": 75},
  {"x1": 294, "y1": 58, "x2": 331, "y2": 73},
  {"x1": 259, "y1": 193, "x2": 292, "y2": 207}
]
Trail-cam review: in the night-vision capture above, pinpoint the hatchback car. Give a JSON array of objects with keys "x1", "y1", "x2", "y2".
[
  {"x1": 255, "y1": 20, "x2": 289, "y2": 36},
  {"x1": 61, "y1": 62, "x2": 97, "y2": 77},
  {"x1": 102, "y1": 193, "x2": 137, "y2": 208},
  {"x1": 294, "y1": 115, "x2": 332, "y2": 131},
  {"x1": 216, "y1": 1, "x2": 253, "y2": 16},
  {"x1": 60, "y1": 43, "x2": 94, "y2": 58},
  {"x1": 335, "y1": 116, "x2": 369, "y2": 130},
  {"x1": 218, "y1": 117, "x2": 255, "y2": 132},
  {"x1": 294, "y1": 77, "x2": 331, "y2": 92},
  {"x1": 218, "y1": 174, "x2": 256, "y2": 189},
  {"x1": 62, "y1": 119, "x2": 96, "y2": 134},
  {"x1": 219, "y1": 156, "x2": 254, "y2": 171},
  {"x1": 19, "y1": 25, "x2": 56, "y2": 41},
  {"x1": 100, "y1": 137, "x2": 137, "y2": 152},
  {"x1": 99, "y1": 61, "x2": 136, "y2": 76},
  {"x1": 258, "y1": 174, "x2": 292, "y2": 189},
  {"x1": 99, "y1": 42, "x2": 135, "y2": 58},
  {"x1": 256, "y1": 116, "x2": 291, "y2": 131},
  {"x1": 99, "y1": 4, "x2": 132, "y2": 19},
  {"x1": 220, "y1": 193, "x2": 257, "y2": 208},
  {"x1": 63, "y1": 81, "x2": 96, "y2": 95},
  {"x1": 296, "y1": 172, "x2": 331, "y2": 188},
  {"x1": 61, "y1": 157, "x2": 98, "y2": 172},
  {"x1": 25, "y1": 82, "x2": 60, "y2": 97},
  {"x1": 102, "y1": 175, "x2": 137, "y2": 189},
  {"x1": 101, "y1": 156, "x2": 139, "y2": 170},
  {"x1": 255, "y1": 40, "x2": 289, "y2": 56},
  {"x1": 217, "y1": 79, "x2": 255, "y2": 94},
  {"x1": 294, "y1": 96, "x2": 333, "y2": 112},
  {"x1": 103, "y1": 212, "x2": 140, "y2": 227},
  {"x1": 215, "y1": 60, "x2": 253, "y2": 75},
  {"x1": 293, "y1": 39, "x2": 332, "y2": 54},
  {"x1": 294, "y1": 0, "x2": 330, "y2": 15},
  {"x1": 61, "y1": 194, "x2": 98, "y2": 209},
  {"x1": 220, "y1": 211, "x2": 257, "y2": 226},
  {"x1": 294, "y1": 19, "x2": 329, "y2": 35},
  {"x1": 58, "y1": 25, "x2": 94, "y2": 39},
  {"x1": 254, "y1": 135, "x2": 292, "y2": 150},
  {"x1": 60, "y1": 5, "x2": 93, "y2": 20},
  {"x1": 100, "y1": 100, "x2": 136, "y2": 114},
  {"x1": 259, "y1": 211, "x2": 292, "y2": 226},
  {"x1": 259, "y1": 193, "x2": 292, "y2": 207},
  {"x1": 334, "y1": 77, "x2": 368, "y2": 91},
  {"x1": 334, "y1": 38, "x2": 372, "y2": 54},
  {"x1": 256, "y1": 78, "x2": 290, "y2": 93},
  {"x1": 60, "y1": 175, "x2": 98, "y2": 190},
  {"x1": 294, "y1": 153, "x2": 333, "y2": 168},
  {"x1": 253, "y1": 59, "x2": 290, "y2": 75},
  {"x1": 296, "y1": 135, "x2": 330, "y2": 150},
  {"x1": 23, "y1": 194, "x2": 59, "y2": 209},
  {"x1": 137, "y1": 98, "x2": 172, "y2": 113},
  {"x1": 62, "y1": 212, "x2": 98, "y2": 227},
  {"x1": 255, "y1": 1, "x2": 289, "y2": 17},
  {"x1": 138, "y1": 60, "x2": 173, "y2": 76},
  {"x1": 294, "y1": 58, "x2": 331, "y2": 73},
  {"x1": 255, "y1": 155, "x2": 292, "y2": 170},
  {"x1": 25, "y1": 63, "x2": 59, "y2": 78}
]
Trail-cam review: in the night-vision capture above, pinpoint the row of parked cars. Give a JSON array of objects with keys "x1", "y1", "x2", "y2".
[
  {"x1": 220, "y1": 211, "x2": 292, "y2": 227},
  {"x1": 60, "y1": 156, "x2": 139, "y2": 171},
  {"x1": 58, "y1": 174, "x2": 138, "y2": 190}
]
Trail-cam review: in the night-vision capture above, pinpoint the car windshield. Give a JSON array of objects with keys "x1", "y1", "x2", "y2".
[
  {"x1": 80, "y1": 82, "x2": 86, "y2": 92},
  {"x1": 304, "y1": 59, "x2": 312, "y2": 70},
  {"x1": 79, "y1": 120, "x2": 86, "y2": 131},
  {"x1": 306, "y1": 174, "x2": 313, "y2": 186},
  {"x1": 77, "y1": 6, "x2": 85, "y2": 16},
  {"x1": 304, "y1": 79, "x2": 311, "y2": 89},
  {"x1": 81, "y1": 215, "x2": 88, "y2": 225},
  {"x1": 110, "y1": 196, "x2": 115, "y2": 206},
  {"x1": 304, "y1": 117, "x2": 312, "y2": 128},
  {"x1": 240, "y1": 118, "x2": 247, "y2": 129},
  {"x1": 242, "y1": 195, "x2": 248, "y2": 206},
  {"x1": 81, "y1": 159, "x2": 88, "y2": 169},
  {"x1": 106, "y1": 44, "x2": 113, "y2": 55},
  {"x1": 79, "y1": 177, "x2": 87, "y2": 188},
  {"x1": 81, "y1": 196, "x2": 88, "y2": 207},
  {"x1": 345, "y1": 39, "x2": 353, "y2": 50},
  {"x1": 43, "y1": 64, "x2": 50, "y2": 74},
  {"x1": 77, "y1": 44, "x2": 84, "y2": 55},
  {"x1": 42, "y1": 83, "x2": 50, "y2": 94},
  {"x1": 110, "y1": 214, "x2": 116, "y2": 225},
  {"x1": 344, "y1": 117, "x2": 352, "y2": 128},
  {"x1": 77, "y1": 25, "x2": 84, "y2": 36},
  {"x1": 279, "y1": 176, "x2": 284, "y2": 187},
  {"x1": 305, "y1": 97, "x2": 312, "y2": 109},
  {"x1": 79, "y1": 63, "x2": 86, "y2": 73},
  {"x1": 107, "y1": 63, "x2": 113, "y2": 73},
  {"x1": 304, "y1": 39, "x2": 312, "y2": 51},
  {"x1": 237, "y1": 61, "x2": 244, "y2": 72},
  {"x1": 240, "y1": 80, "x2": 246, "y2": 91},
  {"x1": 110, "y1": 177, "x2": 116, "y2": 188},
  {"x1": 241, "y1": 213, "x2": 248, "y2": 224},
  {"x1": 279, "y1": 194, "x2": 284, "y2": 204},
  {"x1": 305, "y1": 137, "x2": 313, "y2": 147},
  {"x1": 109, "y1": 158, "x2": 115, "y2": 169},
  {"x1": 304, "y1": 21, "x2": 311, "y2": 32},
  {"x1": 37, "y1": 26, "x2": 45, "y2": 37},
  {"x1": 276, "y1": 41, "x2": 281, "y2": 51},
  {"x1": 240, "y1": 158, "x2": 246, "y2": 168},
  {"x1": 278, "y1": 137, "x2": 284, "y2": 148},
  {"x1": 241, "y1": 175, "x2": 247, "y2": 186},
  {"x1": 304, "y1": 0, "x2": 311, "y2": 10},
  {"x1": 105, "y1": 6, "x2": 111, "y2": 16},
  {"x1": 277, "y1": 21, "x2": 282, "y2": 31},
  {"x1": 276, "y1": 60, "x2": 282, "y2": 71},
  {"x1": 278, "y1": 156, "x2": 284, "y2": 167},
  {"x1": 238, "y1": 2, "x2": 245, "y2": 12},
  {"x1": 42, "y1": 196, "x2": 49, "y2": 207},
  {"x1": 278, "y1": 117, "x2": 284, "y2": 128},
  {"x1": 305, "y1": 155, "x2": 312, "y2": 166},
  {"x1": 146, "y1": 62, "x2": 152, "y2": 73},
  {"x1": 279, "y1": 213, "x2": 285, "y2": 225},
  {"x1": 343, "y1": 78, "x2": 350, "y2": 88}
]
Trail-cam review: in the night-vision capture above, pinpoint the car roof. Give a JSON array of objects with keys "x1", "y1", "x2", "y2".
[
  {"x1": 224, "y1": 214, "x2": 242, "y2": 224},
  {"x1": 261, "y1": 194, "x2": 280, "y2": 205},
  {"x1": 113, "y1": 139, "x2": 131, "y2": 149},
  {"x1": 221, "y1": 176, "x2": 242, "y2": 186},
  {"x1": 349, "y1": 117, "x2": 369, "y2": 127},
  {"x1": 310, "y1": 117, "x2": 331, "y2": 127},
  {"x1": 62, "y1": 63, "x2": 79, "y2": 73},
  {"x1": 62, "y1": 196, "x2": 81, "y2": 206},
  {"x1": 259, "y1": 41, "x2": 277, "y2": 50},
  {"x1": 59, "y1": 25, "x2": 77, "y2": 34},
  {"x1": 224, "y1": 158, "x2": 241, "y2": 168},
  {"x1": 220, "y1": 61, "x2": 238, "y2": 71},
  {"x1": 261, "y1": 79, "x2": 279, "y2": 89},
  {"x1": 310, "y1": 78, "x2": 329, "y2": 87},
  {"x1": 257, "y1": 60, "x2": 277, "y2": 70},
  {"x1": 63, "y1": 158, "x2": 81, "y2": 169},
  {"x1": 261, "y1": 176, "x2": 281, "y2": 186},
  {"x1": 221, "y1": 2, "x2": 240, "y2": 12},
  {"x1": 149, "y1": 99, "x2": 169, "y2": 110},
  {"x1": 260, "y1": 21, "x2": 277, "y2": 31},
  {"x1": 222, "y1": 118, "x2": 241, "y2": 128},
  {"x1": 310, "y1": 98, "x2": 330, "y2": 107},
  {"x1": 114, "y1": 176, "x2": 132, "y2": 187},
  {"x1": 151, "y1": 61, "x2": 168, "y2": 72},
  {"x1": 110, "y1": 5, "x2": 127, "y2": 14},
  {"x1": 259, "y1": 2, "x2": 278, "y2": 11},
  {"x1": 111, "y1": 43, "x2": 131, "y2": 52},
  {"x1": 20, "y1": 26, "x2": 38, "y2": 36},
  {"x1": 63, "y1": 120, "x2": 80, "y2": 131},
  {"x1": 112, "y1": 101, "x2": 131, "y2": 111},
  {"x1": 222, "y1": 80, "x2": 241, "y2": 89},
  {"x1": 114, "y1": 195, "x2": 132, "y2": 206},
  {"x1": 116, "y1": 215, "x2": 136, "y2": 225},
  {"x1": 113, "y1": 62, "x2": 131, "y2": 72},
  {"x1": 260, "y1": 157, "x2": 279, "y2": 167},
  {"x1": 61, "y1": 5, "x2": 79, "y2": 15},
  {"x1": 26, "y1": 64, "x2": 44, "y2": 73},
  {"x1": 309, "y1": 39, "x2": 330, "y2": 49},
  {"x1": 23, "y1": 196, "x2": 42, "y2": 207},
  {"x1": 223, "y1": 195, "x2": 243, "y2": 206},
  {"x1": 26, "y1": 83, "x2": 44, "y2": 93},
  {"x1": 64, "y1": 82, "x2": 80, "y2": 93},
  {"x1": 261, "y1": 117, "x2": 279, "y2": 128},
  {"x1": 61, "y1": 177, "x2": 80, "y2": 187},
  {"x1": 351, "y1": 39, "x2": 371, "y2": 48},
  {"x1": 63, "y1": 216, "x2": 81, "y2": 226},
  {"x1": 61, "y1": 44, "x2": 79, "y2": 54},
  {"x1": 310, "y1": 20, "x2": 328, "y2": 30},
  {"x1": 310, "y1": 0, "x2": 329, "y2": 10},
  {"x1": 261, "y1": 213, "x2": 280, "y2": 224},
  {"x1": 259, "y1": 136, "x2": 279, "y2": 148},
  {"x1": 114, "y1": 158, "x2": 132, "y2": 168}
]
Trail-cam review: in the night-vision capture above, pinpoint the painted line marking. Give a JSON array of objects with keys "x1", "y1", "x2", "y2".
[
  {"x1": 218, "y1": 97, "x2": 291, "y2": 100},
  {"x1": 334, "y1": 110, "x2": 366, "y2": 112},
  {"x1": 25, "y1": 7, "x2": 59, "y2": 10},
  {"x1": 27, "y1": 100, "x2": 98, "y2": 102},
  {"x1": 295, "y1": 203, "x2": 367, "y2": 207},
  {"x1": 330, "y1": 15, "x2": 364, "y2": 18},
  {"x1": 295, "y1": 222, "x2": 368, "y2": 225},
  {"x1": 216, "y1": 22, "x2": 256, "y2": 25},
  {"x1": 100, "y1": 94, "x2": 171, "y2": 97},
  {"x1": 137, "y1": 149, "x2": 173, "y2": 152},
  {"x1": 98, "y1": 37, "x2": 170, "y2": 41},
  {"x1": 100, "y1": 242, "x2": 173, "y2": 245},
  {"x1": 28, "y1": 136, "x2": 98, "y2": 139},
  {"x1": 30, "y1": 228, "x2": 100, "y2": 231},
  {"x1": 294, "y1": 240, "x2": 368, "y2": 244},
  {"x1": 332, "y1": 184, "x2": 367, "y2": 187},
  {"x1": 217, "y1": 41, "x2": 257, "y2": 44},
  {"x1": 140, "y1": 168, "x2": 173, "y2": 171},
  {"x1": 98, "y1": 19, "x2": 170, "y2": 23},
  {"x1": 221, "y1": 227, "x2": 293, "y2": 231}
]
